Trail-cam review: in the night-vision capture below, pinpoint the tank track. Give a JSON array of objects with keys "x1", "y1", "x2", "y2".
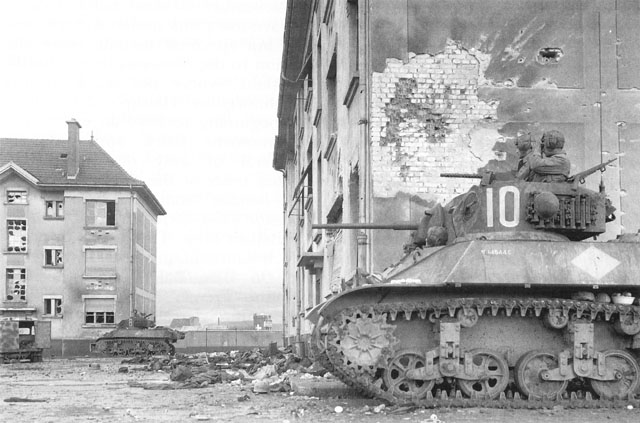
[
  {"x1": 95, "y1": 337, "x2": 175, "y2": 356},
  {"x1": 310, "y1": 296, "x2": 640, "y2": 408}
]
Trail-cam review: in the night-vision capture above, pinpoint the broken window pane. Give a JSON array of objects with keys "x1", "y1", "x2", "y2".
[
  {"x1": 44, "y1": 297, "x2": 62, "y2": 316},
  {"x1": 7, "y1": 219, "x2": 27, "y2": 252},
  {"x1": 86, "y1": 200, "x2": 115, "y2": 226},
  {"x1": 45, "y1": 200, "x2": 64, "y2": 218},
  {"x1": 7, "y1": 190, "x2": 27, "y2": 204},
  {"x1": 45, "y1": 248, "x2": 63, "y2": 267},
  {"x1": 6, "y1": 268, "x2": 26, "y2": 301}
]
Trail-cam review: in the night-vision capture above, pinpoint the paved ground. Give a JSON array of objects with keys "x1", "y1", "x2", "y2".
[{"x1": 1, "y1": 357, "x2": 639, "y2": 422}]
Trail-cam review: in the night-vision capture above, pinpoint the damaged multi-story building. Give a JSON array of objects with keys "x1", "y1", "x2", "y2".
[
  {"x1": 273, "y1": 0, "x2": 640, "y2": 352},
  {"x1": 0, "y1": 120, "x2": 165, "y2": 355}
]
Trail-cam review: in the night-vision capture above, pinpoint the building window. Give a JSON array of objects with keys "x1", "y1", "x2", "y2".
[
  {"x1": 45, "y1": 200, "x2": 64, "y2": 218},
  {"x1": 84, "y1": 247, "x2": 116, "y2": 277},
  {"x1": 86, "y1": 200, "x2": 115, "y2": 227},
  {"x1": 44, "y1": 247, "x2": 64, "y2": 267},
  {"x1": 6, "y1": 268, "x2": 26, "y2": 302},
  {"x1": 7, "y1": 219, "x2": 27, "y2": 253},
  {"x1": 84, "y1": 297, "x2": 115, "y2": 325},
  {"x1": 6, "y1": 189, "x2": 28, "y2": 204},
  {"x1": 43, "y1": 296, "x2": 63, "y2": 317}
]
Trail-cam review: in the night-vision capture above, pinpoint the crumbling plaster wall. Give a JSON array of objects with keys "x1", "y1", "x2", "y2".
[{"x1": 370, "y1": 41, "x2": 506, "y2": 204}]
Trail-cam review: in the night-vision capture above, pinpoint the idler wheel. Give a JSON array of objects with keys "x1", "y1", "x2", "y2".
[
  {"x1": 515, "y1": 350, "x2": 568, "y2": 400},
  {"x1": 383, "y1": 349, "x2": 435, "y2": 400},
  {"x1": 533, "y1": 191, "x2": 560, "y2": 220},
  {"x1": 458, "y1": 349, "x2": 509, "y2": 400},
  {"x1": 591, "y1": 350, "x2": 640, "y2": 400}
]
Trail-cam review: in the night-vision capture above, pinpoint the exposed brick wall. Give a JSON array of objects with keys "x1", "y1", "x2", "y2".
[{"x1": 371, "y1": 41, "x2": 505, "y2": 202}]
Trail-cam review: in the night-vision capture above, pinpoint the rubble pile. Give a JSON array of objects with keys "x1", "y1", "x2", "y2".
[{"x1": 124, "y1": 348, "x2": 329, "y2": 392}]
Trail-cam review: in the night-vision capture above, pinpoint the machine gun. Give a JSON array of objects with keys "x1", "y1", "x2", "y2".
[{"x1": 567, "y1": 158, "x2": 617, "y2": 184}]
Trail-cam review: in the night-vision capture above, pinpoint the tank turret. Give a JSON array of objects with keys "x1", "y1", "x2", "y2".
[{"x1": 315, "y1": 159, "x2": 617, "y2": 246}]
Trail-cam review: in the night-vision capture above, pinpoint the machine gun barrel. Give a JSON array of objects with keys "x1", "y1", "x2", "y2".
[
  {"x1": 440, "y1": 173, "x2": 483, "y2": 179},
  {"x1": 313, "y1": 223, "x2": 419, "y2": 230},
  {"x1": 567, "y1": 158, "x2": 617, "y2": 183}
]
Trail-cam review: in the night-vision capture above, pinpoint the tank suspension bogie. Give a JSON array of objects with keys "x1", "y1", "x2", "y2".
[
  {"x1": 313, "y1": 296, "x2": 640, "y2": 405},
  {"x1": 384, "y1": 348, "x2": 435, "y2": 400},
  {"x1": 590, "y1": 350, "x2": 640, "y2": 400},
  {"x1": 515, "y1": 350, "x2": 569, "y2": 400}
]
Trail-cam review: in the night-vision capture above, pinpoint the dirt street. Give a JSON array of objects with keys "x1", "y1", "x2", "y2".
[{"x1": 1, "y1": 357, "x2": 639, "y2": 423}]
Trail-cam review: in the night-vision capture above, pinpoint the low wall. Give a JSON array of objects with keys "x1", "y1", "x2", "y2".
[{"x1": 175, "y1": 330, "x2": 282, "y2": 353}]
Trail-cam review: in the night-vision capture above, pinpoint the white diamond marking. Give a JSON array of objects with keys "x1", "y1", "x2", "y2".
[{"x1": 571, "y1": 246, "x2": 620, "y2": 280}]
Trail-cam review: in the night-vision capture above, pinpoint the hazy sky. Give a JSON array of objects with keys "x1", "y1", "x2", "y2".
[{"x1": 0, "y1": 0, "x2": 287, "y2": 324}]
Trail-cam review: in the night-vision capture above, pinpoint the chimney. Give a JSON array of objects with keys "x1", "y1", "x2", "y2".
[{"x1": 66, "y1": 119, "x2": 81, "y2": 179}]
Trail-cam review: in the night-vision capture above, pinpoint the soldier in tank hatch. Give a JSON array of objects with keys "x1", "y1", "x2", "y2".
[
  {"x1": 514, "y1": 132, "x2": 533, "y2": 173},
  {"x1": 517, "y1": 129, "x2": 571, "y2": 182}
]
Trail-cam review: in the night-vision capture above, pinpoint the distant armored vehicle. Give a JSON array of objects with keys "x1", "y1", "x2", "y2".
[
  {"x1": 0, "y1": 319, "x2": 51, "y2": 363},
  {"x1": 309, "y1": 160, "x2": 640, "y2": 404},
  {"x1": 91, "y1": 313, "x2": 184, "y2": 356}
]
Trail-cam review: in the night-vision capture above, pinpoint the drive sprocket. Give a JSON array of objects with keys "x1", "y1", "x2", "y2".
[{"x1": 329, "y1": 310, "x2": 397, "y2": 375}]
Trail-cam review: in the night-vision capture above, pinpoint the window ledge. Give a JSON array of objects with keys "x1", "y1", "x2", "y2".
[
  {"x1": 82, "y1": 324, "x2": 116, "y2": 329},
  {"x1": 42, "y1": 315, "x2": 63, "y2": 319},
  {"x1": 43, "y1": 265, "x2": 64, "y2": 269},
  {"x1": 4, "y1": 202, "x2": 29, "y2": 205},
  {"x1": 44, "y1": 217, "x2": 64, "y2": 220},
  {"x1": 83, "y1": 275, "x2": 117, "y2": 279},
  {"x1": 3, "y1": 251, "x2": 27, "y2": 255},
  {"x1": 84, "y1": 226, "x2": 117, "y2": 230}
]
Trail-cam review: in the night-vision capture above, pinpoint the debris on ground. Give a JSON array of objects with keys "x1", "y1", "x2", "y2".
[{"x1": 124, "y1": 347, "x2": 327, "y2": 393}]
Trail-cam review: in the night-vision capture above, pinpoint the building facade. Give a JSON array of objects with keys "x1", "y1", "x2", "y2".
[
  {"x1": 273, "y1": 0, "x2": 640, "y2": 351},
  {"x1": 0, "y1": 120, "x2": 165, "y2": 355}
]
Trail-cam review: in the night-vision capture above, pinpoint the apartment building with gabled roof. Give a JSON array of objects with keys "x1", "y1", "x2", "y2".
[{"x1": 0, "y1": 120, "x2": 165, "y2": 355}]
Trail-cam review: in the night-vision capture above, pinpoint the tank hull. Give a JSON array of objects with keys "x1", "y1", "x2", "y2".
[
  {"x1": 309, "y1": 239, "x2": 640, "y2": 404},
  {"x1": 382, "y1": 238, "x2": 640, "y2": 288}
]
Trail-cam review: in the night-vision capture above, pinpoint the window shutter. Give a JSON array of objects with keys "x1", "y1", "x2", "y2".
[
  {"x1": 85, "y1": 249, "x2": 116, "y2": 276},
  {"x1": 86, "y1": 201, "x2": 96, "y2": 226},
  {"x1": 85, "y1": 298, "x2": 114, "y2": 312}
]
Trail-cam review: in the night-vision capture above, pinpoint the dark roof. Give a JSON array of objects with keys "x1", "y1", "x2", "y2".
[{"x1": 0, "y1": 138, "x2": 166, "y2": 215}]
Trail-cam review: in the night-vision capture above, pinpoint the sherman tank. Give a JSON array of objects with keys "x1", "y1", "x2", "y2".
[
  {"x1": 308, "y1": 160, "x2": 640, "y2": 406},
  {"x1": 90, "y1": 313, "x2": 185, "y2": 356}
]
